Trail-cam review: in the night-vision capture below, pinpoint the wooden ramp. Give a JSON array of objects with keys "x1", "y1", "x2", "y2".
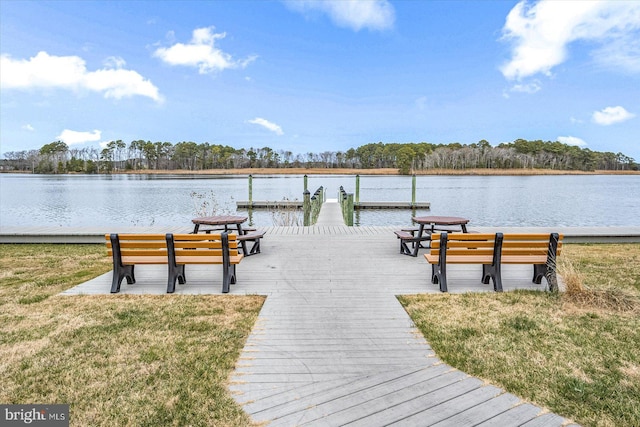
[{"x1": 224, "y1": 230, "x2": 576, "y2": 426}]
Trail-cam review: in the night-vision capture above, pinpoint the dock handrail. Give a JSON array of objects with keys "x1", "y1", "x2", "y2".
[
  {"x1": 339, "y1": 186, "x2": 354, "y2": 226},
  {"x1": 304, "y1": 186, "x2": 324, "y2": 226}
]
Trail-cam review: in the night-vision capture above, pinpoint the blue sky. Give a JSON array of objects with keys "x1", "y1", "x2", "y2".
[{"x1": 1, "y1": 0, "x2": 639, "y2": 161}]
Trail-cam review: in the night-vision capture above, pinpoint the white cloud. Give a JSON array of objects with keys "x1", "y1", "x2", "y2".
[
  {"x1": 56, "y1": 129, "x2": 102, "y2": 146},
  {"x1": 504, "y1": 80, "x2": 542, "y2": 97},
  {"x1": 592, "y1": 106, "x2": 635, "y2": 125},
  {"x1": 284, "y1": 0, "x2": 395, "y2": 31},
  {"x1": 154, "y1": 27, "x2": 257, "y2": 74},
  {"x1": 501, "y1": 0, "x2": 640, "y2": 80},
  {"x1": 558, "y1": 136, "x2": 587, "y2": 147},
  {"x1": 22, "y1": 124, "x2": 35, "y2": 131},
  {"x1": 104, "y1": 56, "x2": 126, "y2": 69},
  {"x1": 512, "y1": 81, "x2": 541, "y2": 94},
  {"x1": 248, "y1": 118, "x2": 284, "y2": 135},
  {"x1": 0, "y1": 51, "x2": 162, "y2": 102}
]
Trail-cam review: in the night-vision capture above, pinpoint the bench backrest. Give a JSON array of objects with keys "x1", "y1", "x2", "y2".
[
  {"x1": 106, "y1": 234, "x2": 168, "y2": 258},
  {"x1": 430, "y1": 233, "x2": 499, "y2": 257},
  {"x1": 501, "y1": 233, "x2": 563, "y2": 256},
  {"x1": 430, "y1": 232, "x2": 563, "y2": 260},
  {"x1": 170, "y1": 233, "x2": 239, "y2": 257}
]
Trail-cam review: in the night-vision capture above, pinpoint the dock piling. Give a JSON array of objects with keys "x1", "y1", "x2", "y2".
[
  {"x1": 412, "y1": 174, "x2": 416, "y2": 207},
  {"x1": 303, "y1": 189, "x2": 311, "y2": 226},
  {"x1": 248, "y1": 174, "x2": 253, "y2": 207}
]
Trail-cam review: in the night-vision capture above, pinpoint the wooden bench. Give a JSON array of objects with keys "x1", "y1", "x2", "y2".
[
  {"x1": 106, "y1": 232, "x2": 243, "y2": 294},
  {"x1": 425, "y1": 232, "x2": 563, "y2": 292}
]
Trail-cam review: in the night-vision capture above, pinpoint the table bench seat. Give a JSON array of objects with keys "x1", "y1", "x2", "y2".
[
  {"x1": 394, "y1": 231, "x2": 431, "y2": 256},
  {"x1": 236, "y1": 231, "x2": 265, "y2": 256}
]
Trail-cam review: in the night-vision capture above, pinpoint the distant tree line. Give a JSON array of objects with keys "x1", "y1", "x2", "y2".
[{"x1": 1, "y1": 138, "x2": 637, "y2": 174}]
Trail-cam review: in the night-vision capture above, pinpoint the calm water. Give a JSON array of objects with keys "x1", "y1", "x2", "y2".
[{"x1": 1, "y1": 173, "x2": 638, "y2": 228}]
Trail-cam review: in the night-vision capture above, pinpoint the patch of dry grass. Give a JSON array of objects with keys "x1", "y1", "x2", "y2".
[
  {"x1": 399, "y1": 243, "x2": 640, "y2": 427},
  {"x1": 0, "y1": 244, "x2": 264, "y2": 426}
]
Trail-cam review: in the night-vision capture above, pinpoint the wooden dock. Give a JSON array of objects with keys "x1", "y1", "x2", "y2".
[
  {"x1": 53, "y1": 202, "x2": 589, "y2": 425},
  {"x1": 237, "y1": 200, "x2": 303, "y2": 209},
  {"x1": 236, "y1": 201, "x2": 430, "y2": 209}
]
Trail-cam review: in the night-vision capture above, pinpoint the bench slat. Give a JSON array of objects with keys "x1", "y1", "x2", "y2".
[
  {"x1": 174, "y1": 249, "x2": 240, "y2": 257},
  {"x1": 431, "y1": 241, "x2": 496, "y2": 250},
  {"x1": 121, "y1": 256, "x2": 168, "y2": 265},
  {"x1": 114, "y1": 249, "x2": 168, "y2": 257},
  {"x1": 425, "y1": 254, "x2": 494, "y2": 264},
  {"x1": 431, "y1": 233, "x2": 495, "y2": 241},
  {"x1": 175, "y1": 255, "x2": 243, "y2": 265},
  {"x1": 502, "y1": 233, "x2": 564, "y2": 240}
]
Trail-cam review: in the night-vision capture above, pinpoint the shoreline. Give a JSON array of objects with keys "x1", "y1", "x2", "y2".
[
  {"x1": 3, "y1": 168, "x2": 638, "y2": 176},
  {"x1": 110, "y1": 168, "x2": 640, "y2": 176}
]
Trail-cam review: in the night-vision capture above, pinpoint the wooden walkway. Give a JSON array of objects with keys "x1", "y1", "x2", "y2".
[{"x1": 57, "y1": 202, "x2": 582, "y2": 425}]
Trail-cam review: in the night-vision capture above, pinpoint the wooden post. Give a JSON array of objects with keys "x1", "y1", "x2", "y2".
[
  {"x1": 411, "y1": 174, "x2": 416, "y2": 207},
  {"x1": 304, "y1": 174, "x2": 308, "y2": 192},
  {"x1": 346, "y1": 193, "x2": 354, "y2": 226},
  {"x1": 303, "y1": 189, "x2": 311, "y2": 226},
  {"x1": 248, "y1": 174, "x2": 253, "y2": 208},
  {"x1": 355, "y1": 174, "x2": 360, "y2": 205}
]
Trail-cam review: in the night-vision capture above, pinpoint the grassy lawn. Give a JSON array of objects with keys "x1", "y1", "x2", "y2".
[
  {"x1": 2, "y1": 243, "x2": 639, "y2": 426},
  {"x1": 0, "y1": 244, "x2": 264, "y2": 426},
  {"x1": 399, "y1": 243, "x2": 640, "y2": 427}
]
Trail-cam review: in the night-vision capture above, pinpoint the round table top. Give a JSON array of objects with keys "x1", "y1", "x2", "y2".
[
  {"x1": 412, "y1": 216, "x2": 469, "y2": 225},
  {"x1": 192, "y1": 215, "x2": 248, "y2": 225}
]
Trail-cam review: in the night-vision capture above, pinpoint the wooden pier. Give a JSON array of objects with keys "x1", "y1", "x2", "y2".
[
  {"x1": 356, "y1": 201, "x2": 430, "y2": 209},
  {"x1": 237, "y1": 200, "x2": 430, "y2": 210},
  {"x1": 237, "y1": 200, "x2": 302, "y2": 209}
]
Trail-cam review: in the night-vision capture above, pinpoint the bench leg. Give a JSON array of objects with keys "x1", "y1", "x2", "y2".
[
  {"x1": 167, "y1": 263, "x2": 186, "y2": 294},
  {"x1": 222, "y1": 263, "x2": 231, "y2": 293},
  {"x1": 482, "y1": 264, "x2": 503, "y2": 292},
  {"x1": 400, "y1": 239, "x2": 410, "y2": 255},
  {"x1": 111, "y1": 264, "x2": 135, "y2": 293},
  {"x1": 399, "y1": 239, "x2": 421, "y2": 257},
  {"x1": 230, "y1": 264, "x2": 237, "y2": 284},
  {"x1": 533, "y1": 264, "x2": 546, "y2": 284},
  {"x1": 533, "y1": 263, "x2": 558, "y2": 291},
  {"x1": 431, "y1": 263, "x2": 447, "y2": 292},
  {"x1": 242, "y1": 238, "x2": 261, "y2": 256}
]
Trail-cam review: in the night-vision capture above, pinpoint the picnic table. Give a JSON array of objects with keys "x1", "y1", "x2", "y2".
[
  {"x1": 395, "y1": 216, "x2": 470, "y2": 257},
  {"x1": 192, "y1": 215, "x2": 248, "y2": 234},
  {"x1": 192, "y1": 215, "x2": 264, "y2": 257}
]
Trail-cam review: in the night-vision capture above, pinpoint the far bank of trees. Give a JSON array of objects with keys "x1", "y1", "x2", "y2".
[{"x1": 1, "y1": 138, "x2": 637, "y2": 174}]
